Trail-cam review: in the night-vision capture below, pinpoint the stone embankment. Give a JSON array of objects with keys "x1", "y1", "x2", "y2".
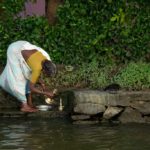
[
  {"x1": 70, "y1": 90, "x2": 150, "y2": 124},
  {"x1": 0, "y1": 88, "x2": 150, "y2": 124}
]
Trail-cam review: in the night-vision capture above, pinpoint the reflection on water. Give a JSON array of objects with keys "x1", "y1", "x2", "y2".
[{"x1": 0, "y1": 118, "x2": 150, "y2": 150}]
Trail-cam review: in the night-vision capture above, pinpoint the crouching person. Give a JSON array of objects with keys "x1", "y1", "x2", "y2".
[{"x1": 0, "y1": 41, "x2": 56, "y2": 112}]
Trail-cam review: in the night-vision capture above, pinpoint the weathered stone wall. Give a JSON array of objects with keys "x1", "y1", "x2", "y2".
[
  {"x1": 1, "y1": 88, "x2": 150, "y2": 124},
  {"x1": 69, "y1": 90, "x2": 150, "y2": 124}
]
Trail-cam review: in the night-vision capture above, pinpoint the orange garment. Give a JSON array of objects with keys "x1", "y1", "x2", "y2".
[{"x1": 27, "y1": 51, "x2": 46, "y2": 83}]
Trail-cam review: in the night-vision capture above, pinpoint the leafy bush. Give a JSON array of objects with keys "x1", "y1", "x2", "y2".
[
  {"x1": 0, "y1": 16, "x2": 50, "y2": 65},
  {"x1": 0, "y1": 1, "x2": 150, "y2": 90},
  {"x1": 0, "y1": 0, "x2": 149, "y2": 66},
  {"x1": 55, "y1": 0, "x2": 150, "y2": 64}
]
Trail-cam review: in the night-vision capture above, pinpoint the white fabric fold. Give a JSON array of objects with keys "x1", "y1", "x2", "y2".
[{"x1": 0, "y1": 41, "x2": 51, "y2": 102}]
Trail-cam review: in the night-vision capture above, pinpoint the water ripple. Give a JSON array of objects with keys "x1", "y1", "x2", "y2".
[{"x1": 0, "y1": 120, "x2": 150, "y2": 150}]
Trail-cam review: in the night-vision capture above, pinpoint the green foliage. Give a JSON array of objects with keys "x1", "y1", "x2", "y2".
[
  {"x1": 59, "y1": 61, "x2": 110, "y2": 89},
  {"x1": 45, "y1": 61, "x2": 150, "y2": 90},
  {"x1": 46, "y1": 61, "x2": 116, "y2": 89},
  {"x1": 0, "y1": 0, "x2": 24, "y2": 16},
  {"x1": 55, "y1": 0, "x2": 150, "y2": 64},
  {"x1": 113, "y1": 62, "x2": 150, "y2": 90},
  {"x1": 0, "y1": 16, "x2": 51, "y2": 64},
  {"x1": 79, "y1": 61, "x2": 109, "y2": 88},
  {"x1": 0, "y1": 0, "x2": 150, "y2": 67}
]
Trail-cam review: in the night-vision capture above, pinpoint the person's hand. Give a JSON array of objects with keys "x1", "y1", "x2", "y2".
[
  {"x1": 45, "y1": 91, "x2": 54, "y2": 98},
  {"x1": 41, "y1": 83, "x2": 46, "y2": 90}
]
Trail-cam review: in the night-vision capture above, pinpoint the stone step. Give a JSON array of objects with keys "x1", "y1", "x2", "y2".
[{"x1": 0, "y1": 110, "x2": 66, "y2": 118}]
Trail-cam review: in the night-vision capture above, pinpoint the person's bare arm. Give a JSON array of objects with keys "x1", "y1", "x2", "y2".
[
  {"x1": 29, "y1": 82, "x2": 54, "y2": 98},
  {"x1": 38, "y1": 78, "x2": 46, "y2": 91},
  {"x1": 21, "y1": 49, "x2": 37, "y2": 61}
]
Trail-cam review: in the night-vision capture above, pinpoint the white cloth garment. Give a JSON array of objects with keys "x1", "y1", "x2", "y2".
[{"x1": 0, "y1": 41, "x2": 51, "y2": 103}]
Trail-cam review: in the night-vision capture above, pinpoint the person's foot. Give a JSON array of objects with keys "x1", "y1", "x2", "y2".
[
  {"x1": 28, "y1": 103, "x2": 36, "y2": 109},
  {"x1": 20, "y1": 103, "x2": 38, "y2": 113}
]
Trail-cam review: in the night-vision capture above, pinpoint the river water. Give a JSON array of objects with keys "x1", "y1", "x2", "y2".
[{"x1": 0, "y1": 118, "x2": 150, "y2": 150}]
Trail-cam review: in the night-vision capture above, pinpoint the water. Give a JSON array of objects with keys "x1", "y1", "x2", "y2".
[{"x1": 0, "y1": 118, "x2": 150, "y2": 150}]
